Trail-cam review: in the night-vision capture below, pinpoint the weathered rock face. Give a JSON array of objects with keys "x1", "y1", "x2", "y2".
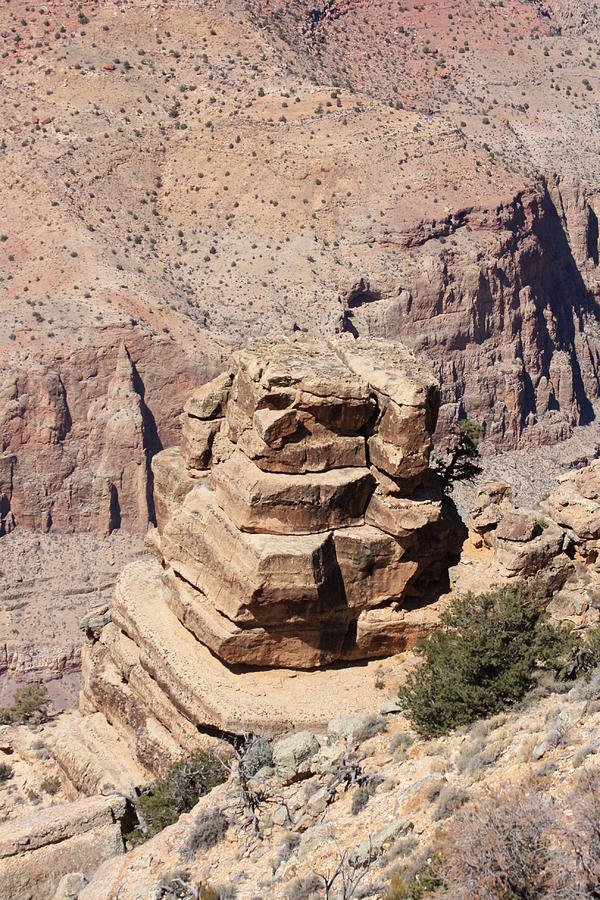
[
  {"x1": 149, "y1": 335, "x2": 462, "y2": 669},
  {"x1": 451, "y1": 460, "x2": 600, "y2": 627},
  {"x1": 79, "y1": 336, "x2": 464, "y2": 769},
  {"x1": 339, "y1": 179, "x2": 600, "y2": 451},
  {"x1": 0, "y1": 794, "x2": 126, "y2": 900},
  {"x1": 0, "y1": 326, "x2": 219, "y2": 536}
]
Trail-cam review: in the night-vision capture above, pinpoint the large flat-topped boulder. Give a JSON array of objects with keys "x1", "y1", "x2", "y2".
[
  {"x1": 334, "y1": 338, "x2": 440, "y2": 420},
  {"x1": 224, "y1": 336, "x2": 439, "y2": 480},
  {"x1": 211, "y1": 450, "x2": 375, "y2": 534},
  {"x1": 232, "y1": 337, "x2": 374, "y2": 409}
]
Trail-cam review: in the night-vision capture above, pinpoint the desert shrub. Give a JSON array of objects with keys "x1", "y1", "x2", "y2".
[
  {"x1": 0, "y1": 684, "x2": 51, "y2": 725},
  {"x1": 284, "y1": 873, "x2": 322, "y2": 900},
  {"x1": 274, "y1": 831, "x2": 301, "y2": 869},
  {"x1": 397, "y1": 586, "x2": 578, "y2": 737},
  {"x1": 389, "y1": 731, "x2": 414, "y2": 756},
  {"x1": 456, "y1": 738, "x2": 501, "y2": 778},
  {"x1": 433, "y1": 419, "x2": 483, "y2": 492},
  {"x1": 128, "y1": 749, "x2": 228, "y2": 846},
  {"x1": 442, "y1": 784, "x2": 554, "y2": 898},
  {"x1": 354, "y1": 713, "x2": 386, "y2": 743},
  {"x1": 573, "y1": 742, "x2": 599, "y2": 768},
  {"x1": 424, "y1": 778, "x2": 445, "y2": 803},
  {"x1": 569, "y1": 665, "x2": 600, "y2": 701},
  {"x1": 0, "y1": 762, "x2": 13, "y2": 783},
  {"x1": 432, "y1": 783, "x2": 468, "y2": 821},
  {"x1": 240, "y1": 732, "x2": 273, "y2": 777},
  {"x1": 40, "y1": 775, "x2": 61, "y2": 795},
  {"x1": 382, "y1": 834, "x2": 419, "y2": 867},
  {"x1": 560, "y1": 767, "x2": 600, "y2": 895},
  {"x1": 156, "y1": 872, "x2": 231, "y2": 899},
  {"x1": 351, "y1": 782, "x2": 370, "y2": 815},
  {"x1": 181, "y1": 809, "x2": 228, "y2": 858},
  {"x1": 385, "y1": 851, "x2": 443, "y2": 899}
]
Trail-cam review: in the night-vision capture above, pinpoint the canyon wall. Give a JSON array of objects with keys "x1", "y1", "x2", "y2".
[
  {"x1": 2, "y1": 179, "x2": 599, "y2": 538},
  {"x1": 339, "y1": 177, "x2": 600, "y2": 449},
  {"x1": 0, "y1": 326, "x2": 220, "y2": 536}
]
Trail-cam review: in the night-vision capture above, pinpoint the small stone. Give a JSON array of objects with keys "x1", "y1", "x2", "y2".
[
  {"x1": 380, "y1": 698, "x2": 402, "y2": 715},
  {"x1": 328, "y1": 712, "x2": 386, "y2": 745}
]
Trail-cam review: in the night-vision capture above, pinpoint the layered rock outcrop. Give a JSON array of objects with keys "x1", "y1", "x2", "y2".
[
  {"x1": 451, "y1": 460, "x2": 600, "y2": 627},
  {"x1": 0, "y1": 794, "x2": 127, "y2": 900},
  {"x1": 79, "y1": 337, "x2": 463, "y2": 769}
]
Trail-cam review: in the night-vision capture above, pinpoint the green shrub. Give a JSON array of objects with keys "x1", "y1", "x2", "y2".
[
  {"x1": 0, "y1": 762, "x2": 13, "y2": 783},
  {"x1": 385, "y1": 854, "x2": 443, "y2": 899},
  {"x1": 128, "y1": 749, "x2": 228, "y2": 846},
  {"x1": 397, "y1": 587, "x2": 578, "y2": 737},
  {"x1": 0, "y1": 684, "x2": 51, "y2": 725}
]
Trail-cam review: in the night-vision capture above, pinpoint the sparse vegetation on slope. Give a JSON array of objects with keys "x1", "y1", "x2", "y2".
[
  {"x1": 127, "y1": 749, "x2": 229, "y2": 847},
  {"x1": 397, "y1": 586, "x2": 592, "y2": 737},
  {"x1": 0, "y1": 684, "x2": 51, "y2": 726}
]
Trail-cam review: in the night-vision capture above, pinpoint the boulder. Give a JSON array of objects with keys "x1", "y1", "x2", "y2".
[
  {"x1": 151, "y1": 448, "x2": 198, "y2": 534},
  {"x1": 272, "y1": 731, "x2": 320, "y2": 783},
  {"x1": 327, "y1": 712, "x2": 386, "y2": 744},
  {"x1": 180, "y1": 416, "x2": 221, "y2": 472},
  {"x1": 183, "y1": 372, "x2": 232, "y2": 421}
]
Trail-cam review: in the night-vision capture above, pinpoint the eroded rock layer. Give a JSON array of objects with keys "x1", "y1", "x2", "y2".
[
  {"x1": 80, "y1": 336, "x2": 463, "y2": 766},
  {"x1": 150, "y1": 335, "x2": 463, "y2": 668}
]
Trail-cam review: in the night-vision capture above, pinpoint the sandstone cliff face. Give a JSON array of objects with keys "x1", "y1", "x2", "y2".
[
  {"x1": 0, "y1": 326, "x2": 219, "y2": 536},
  {"x1": 339, "y1": 179, "x2": 600, "y2": 450},
  {"x1": 3, "y1": 179, "x2": 599, "y2": 538},
  {"x1": 78, "y1": 337, "x2": 464, "y2": 773}
]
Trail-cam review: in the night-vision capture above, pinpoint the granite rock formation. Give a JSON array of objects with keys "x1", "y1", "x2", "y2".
[
  {"x1": 451, "y1": 460, "x2": 600, "y2": 627},
  {"x1": 78, "y1": 336, "x2": 463, "y2": 770}
]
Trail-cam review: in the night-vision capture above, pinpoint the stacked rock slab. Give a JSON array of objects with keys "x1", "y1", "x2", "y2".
[
  {"x1": 156, "y1": 336, "x2": 461, "y2": 666},
  {"x1": 81, "y1": 337, "x2": 463, "y2": 767}
]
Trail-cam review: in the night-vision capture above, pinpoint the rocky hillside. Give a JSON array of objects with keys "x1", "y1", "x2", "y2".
[
  {"x1": 2, "y1": 344, "x2": 600, "y2": 898},
  {"x1": 1, "y1": 0, "x2": 600, "y2": 535}
]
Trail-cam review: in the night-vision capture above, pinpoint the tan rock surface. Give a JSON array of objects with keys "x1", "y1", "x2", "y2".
[
  {"x1": 161, "y1": 486, "x2": 342, "y2": 625},
  {"x1": 151, "y1": 448, "x2": 200, "y2": 536},
  {"x1": 451, "y1": 461, "x2": 600, "y2": 627},
  {"x1": 105, "y1": 559, "x2": 406, "y2": 736},
  {"x1": 80, "y1": 337, "x2": 463, "y2": 769},
  {"x1": 0, "y1": 794, "x2": 125, "y2": 900},
  {"x1": 211, "y1": 450, "x2": 375, "y2": 534}
]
